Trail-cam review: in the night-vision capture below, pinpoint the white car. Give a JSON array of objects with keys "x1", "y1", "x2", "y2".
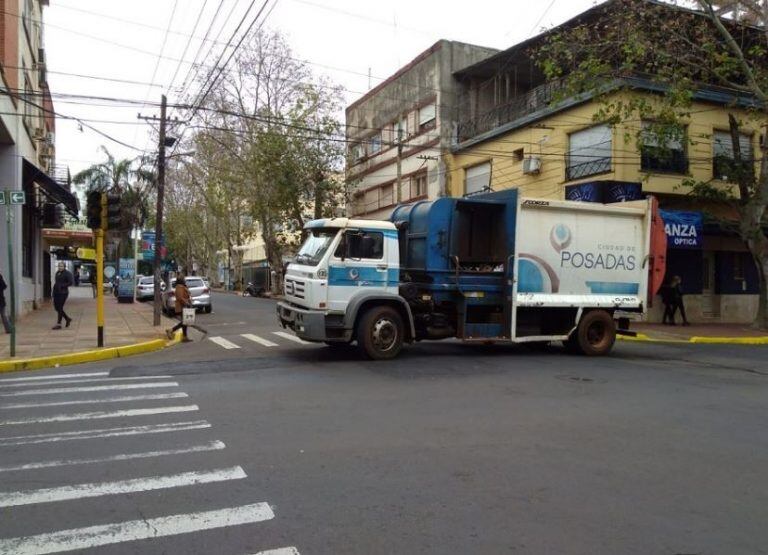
[
  {"x1": 135, "y1": 276, "x2": 165, "y2": 300},
  {"x1": 162, "y1": 276, "x2": 212, "y2": 314}
]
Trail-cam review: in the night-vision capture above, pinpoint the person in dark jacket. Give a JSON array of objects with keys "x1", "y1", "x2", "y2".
[
  {"x1": 669, "y1": 275, "x2": 690, "y2": 326},
  {"x1": 166, "y1": 275, "x2": 192, "y2": 341},
  {"x1": 0, "y1": 272, "x2": 10, "y2": 333},
  {"x1": 52, "y1": 262, "x2": 74, "y2": 330},
  {"x1": 660, "y1": 279, "x2": 675, "y2": 325}
]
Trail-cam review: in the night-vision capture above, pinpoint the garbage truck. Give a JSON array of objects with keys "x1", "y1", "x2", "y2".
[{"x1": 277, "y1": 189, "x2": 667, "y2": 359}]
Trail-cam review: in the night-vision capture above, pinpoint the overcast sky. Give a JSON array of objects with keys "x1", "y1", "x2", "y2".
[{"x1": 45, "y1": 0, "x2": 601, "y2": 175}]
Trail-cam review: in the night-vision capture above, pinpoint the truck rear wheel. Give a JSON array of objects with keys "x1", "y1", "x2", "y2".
[
  {"x1": 356, "y1": 306, "x2": 404, "y2": 360},
  {"x1": 572, "y1": 310, "x2": 616, "y2": 356}
]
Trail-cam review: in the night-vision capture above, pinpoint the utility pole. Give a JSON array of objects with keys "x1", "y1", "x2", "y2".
[
  {"x1": 153, "y1": 95, "x2": 167, "y2": 327},
  {"x1": 96, "y1": 194, "x2": 106, "y2": 347},
  {"x1": 395, "y1": 116, "x2": 404, "y2": 204}
]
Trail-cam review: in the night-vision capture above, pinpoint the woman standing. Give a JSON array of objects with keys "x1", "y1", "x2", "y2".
[
  {"x1": 52, "y1": 262, "x2": 74, "y2": 330},
  {"x1": 166, "y1": 275, "x2": 192, "y2": 342}
]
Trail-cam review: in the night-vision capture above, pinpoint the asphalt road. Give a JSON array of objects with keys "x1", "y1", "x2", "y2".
[{"x1": 1, "y1": 291, "x2": 767, "y2": 554}]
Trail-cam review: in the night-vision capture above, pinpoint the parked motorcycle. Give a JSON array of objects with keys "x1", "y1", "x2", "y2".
[{"x1": 242, "y1": 282, "x2": 264, "y2": 297}]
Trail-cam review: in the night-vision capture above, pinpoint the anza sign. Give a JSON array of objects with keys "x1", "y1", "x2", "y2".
[{"x1": 659, "y1": 210, "x2": 702, "y2": 249}]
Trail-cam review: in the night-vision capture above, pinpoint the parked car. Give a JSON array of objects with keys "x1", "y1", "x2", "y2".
[
  {"x1": 135, "y1": 276, "x2": 165, "y2": 301},
  {"x1": 162, "y1": 276, "x2": 212, "y2": 314}
]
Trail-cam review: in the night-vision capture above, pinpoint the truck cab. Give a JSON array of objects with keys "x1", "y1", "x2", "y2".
[{"x1": 277, "y1": 218, "x2": 412, "y2": 356}]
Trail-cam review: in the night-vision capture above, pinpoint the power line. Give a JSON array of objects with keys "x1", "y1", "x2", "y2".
[
  {"x1": 177, "y1": 0, "x2": 229, "y2": 95},
  {"x1": 167, "y1": 0, "x2": 210, "y2": 95}
]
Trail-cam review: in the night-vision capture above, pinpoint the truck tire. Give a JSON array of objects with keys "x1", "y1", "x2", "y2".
[
  {"x1": 356, "y1": 306, "x2": 404, "y2": 360},
  {"x1": 572, "y1": 310, "x2": 616, "y2": 356}
]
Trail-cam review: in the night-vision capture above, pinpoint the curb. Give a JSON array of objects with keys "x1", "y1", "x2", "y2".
[
  {"x1": 618, "y1": 333, "x2": 768, "y2": 345},
  {"x1": 0, "y1": 332, "x2": 182, "y2": 374}
]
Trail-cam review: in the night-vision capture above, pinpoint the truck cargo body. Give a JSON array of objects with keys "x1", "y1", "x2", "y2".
[{"x1": 277, "y1": 189, "x2": 666, "y2": 359}]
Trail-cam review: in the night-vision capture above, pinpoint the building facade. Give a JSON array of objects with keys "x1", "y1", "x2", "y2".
[
  {"x1": 0, "y1": 0, "x2": 78, "y2": 316},
  {"x1": 345, "y1": 40, "x2": 497, "y2": 219},
  {"x1": 446, "y1": 6, "x2": 763, "y2": 324}
]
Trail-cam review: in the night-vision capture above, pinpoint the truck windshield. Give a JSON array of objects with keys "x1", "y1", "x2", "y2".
[{"x1": 294, "y1": 229, "x2": 338, "y2": 266}]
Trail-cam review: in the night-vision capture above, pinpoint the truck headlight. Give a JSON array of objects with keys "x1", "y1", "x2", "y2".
[{"x1": 316, "y1": 269, "x2": 327, "y2": 279}]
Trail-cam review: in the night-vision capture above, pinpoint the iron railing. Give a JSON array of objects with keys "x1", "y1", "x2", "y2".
[{"x1": 565, "y1": 157, "x2": 612, "y2": 181}]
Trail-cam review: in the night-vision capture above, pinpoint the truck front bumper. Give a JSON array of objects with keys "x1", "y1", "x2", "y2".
[{"x1": 276, "y1": 301, "x2": 351, "y2": 343}]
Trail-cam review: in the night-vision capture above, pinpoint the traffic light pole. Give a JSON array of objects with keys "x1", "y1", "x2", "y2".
[{"x1": 153, "y1": 95, "x2": 167, "y2": 327}]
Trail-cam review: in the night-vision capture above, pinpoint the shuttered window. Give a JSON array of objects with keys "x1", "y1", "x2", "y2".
[
  {"x1": 713, "y1": 130, "x2": 753, "y2": 181},
  {"x1": 566, "y1": 124, "x2": 612, "y2": 180},
  {"x1": 418, "y1": 103, "x2": 436, "y2": 131},
  {"x1": 464, "y1": 162, "x2": 491, "y2": 195}
]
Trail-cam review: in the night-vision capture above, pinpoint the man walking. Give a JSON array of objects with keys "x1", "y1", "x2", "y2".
[
  {"x1": 0, "y1": 271, "x2": 11, "y2": 333},
  {"x1": 52, "y1": 262, "x2": 74, "y2": 330},
  {"x1": 166, "y1": 275, "x2": 192, "y2": 342},
  {"x1": 669, "y1": 275, "x2": 690, "y2": 326}
]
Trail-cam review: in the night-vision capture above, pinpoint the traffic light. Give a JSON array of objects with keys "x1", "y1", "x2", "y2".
[
  {"x1": 86, "y1": 191, "x2": 102, "y2": 229},
  {"x1": 105, "y1": 193, "x2": 121, "y2": 230}
]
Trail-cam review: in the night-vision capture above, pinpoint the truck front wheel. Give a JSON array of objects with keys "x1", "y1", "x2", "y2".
[
  {"x1": 356, "y1": 306, "x2": 404, "y2": 360},
  {"x1": 572, "y1": 310, "x2": 616, "y2": 356}
]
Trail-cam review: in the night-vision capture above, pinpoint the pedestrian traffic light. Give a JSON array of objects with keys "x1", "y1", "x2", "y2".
[
  {"x1": 105, "y1": 193, "x2": 121, "y2": 230},
  {"x1": 86, "y1": 191, "x2": 102, "y2": 229}
]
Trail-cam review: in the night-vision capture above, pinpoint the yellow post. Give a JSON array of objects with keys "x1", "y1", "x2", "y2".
[{"x1": 96, "y1": 193, "x2": 106, "y2": 347}]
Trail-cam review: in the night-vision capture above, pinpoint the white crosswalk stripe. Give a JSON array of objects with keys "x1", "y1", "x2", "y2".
[
  {"x1": 241, "y1": 333, "x2": 278, "y2": 347},
  {"x1": 273, "y1": 331, "x2": 311, "y2": 344},
  {"x1": 0, "y1": 503, "x2": 275, "y2": 554},
  {"x1": 0, "y1": 374, "x2": 298, "y2": 553},
  {"x1": 0, "y1": 381, "x2": 179, "y2": 397},
  {"x1": 0, "y1": 405, "x2": 199, "y2": 426},
  {"x1": 208, "y1": 336, "x2": 241, "y2": 349}
]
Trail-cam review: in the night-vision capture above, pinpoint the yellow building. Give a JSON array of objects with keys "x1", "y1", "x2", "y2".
[{"x1": 446, "y1": 33, "x2": 762, "y2": 324}]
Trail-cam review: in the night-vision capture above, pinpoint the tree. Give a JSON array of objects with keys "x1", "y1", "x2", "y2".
[{"x1": 538, "y1": 0, "x2": 768, "y2": 328}]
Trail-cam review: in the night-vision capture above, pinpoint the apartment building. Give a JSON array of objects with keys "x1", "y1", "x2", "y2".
[
  {"x1": 345, "y1": 40, "x2": 497, "y2": 219},
  {"x1": 0, "y1": 0, "x2": 78, "y2": 315}
]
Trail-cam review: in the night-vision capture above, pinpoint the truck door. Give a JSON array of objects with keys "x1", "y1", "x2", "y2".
[{"x1": 327, "y1": 228, "x2": 398, "y2": 312}]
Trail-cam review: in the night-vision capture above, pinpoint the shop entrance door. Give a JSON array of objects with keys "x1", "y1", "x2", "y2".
[{"x1": 701, "y1": 251, "x2": 719, "y2": 317}]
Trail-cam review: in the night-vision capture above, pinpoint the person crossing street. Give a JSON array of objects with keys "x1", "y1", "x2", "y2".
[{"x1": 166, "y1": 274, "x2": 192, "y2": 342}]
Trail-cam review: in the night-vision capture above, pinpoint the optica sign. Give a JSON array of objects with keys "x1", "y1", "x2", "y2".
[{"x1": 659, "y1": 210, "x2": 702, "y2": 249}]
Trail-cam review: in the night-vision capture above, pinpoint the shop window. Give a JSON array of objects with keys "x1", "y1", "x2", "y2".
[
  {"x1": 464, "y1": 162, "x2": 491, "y2": 195},
  {"x1": 713, "y1": 130, "x2": 753, "y2": 181},
  {"x1": 641, "y1": 121, "x2": 688, "y2": 174},
  {"x1": 566, "y1": 124, "x2": 612, "y2": 180}
]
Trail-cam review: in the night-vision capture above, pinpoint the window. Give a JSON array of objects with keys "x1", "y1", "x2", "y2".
[
  {"x1": 418, "y1": 103, "x2": 436, "y2": 132},
  {"x1": 464, "y1": 162, "x2": 491, "y2": 195},
  {"x1": 380, "y1": 183, "x2": 394, "y2": 207},
  {"x1": 369, "y1": 134, "x2": 381, "y2": 155},
  {"x1": 566, "y1": 124, "x2": 612, "y2": 180},
  {"x1": 513, "y1": 148, "x2": 524, "y2": 162},
  {"x1": 338, "y1": 231, "x2": 384, "y2": 260},
  {"x1": 641, "y1": 121, "x2": 687, "y2": 174},
  {"x1": 23, "y1": 75, "x2": 34, "y2": 131},
  {"x1": 351, "y1": 143, "x2": 364, "y2": 162},
  {"x1": 21, "y1": 184, "x2": 34, "y2": 278},
  {"x1": 733, "y1": 253, "x2": 745, "y2": 281},
  {"x1": 713, "y1": 130, "x2": 753, "y2": 181},
  {"x1": 396, "y1": 116, "x2": 408, "y2": 139},
  {"x1": 410, "y1": 172, "x2": 427, "y2": 199},
  {"x1": 295, "y1": 229, "x2": 338, "y2": 266}
]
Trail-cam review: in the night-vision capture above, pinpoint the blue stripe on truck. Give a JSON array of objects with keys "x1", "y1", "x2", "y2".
[
  {"x1": 585, "y1": 281, "x2": 640, "y2": 294},
  {"x1": 328, "y1": 266, "x2": 399, "y2": 287}
]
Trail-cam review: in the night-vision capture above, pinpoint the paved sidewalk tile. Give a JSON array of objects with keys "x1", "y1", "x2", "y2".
[
  {"x1": 0, "y1": 285, "x2": 176, "y2": 360},
  {"x1": 634, "y1": 322, "x2": 768, "y2": 341}
]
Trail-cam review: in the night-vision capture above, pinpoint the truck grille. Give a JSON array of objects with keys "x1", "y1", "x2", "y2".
[{"x1": 286, "y1": 278, "x2": 305, "y2": 299}]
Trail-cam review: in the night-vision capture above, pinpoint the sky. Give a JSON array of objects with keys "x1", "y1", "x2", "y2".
[{"x1": 44, "y1": 0, "x2": 602, "y2": 176}]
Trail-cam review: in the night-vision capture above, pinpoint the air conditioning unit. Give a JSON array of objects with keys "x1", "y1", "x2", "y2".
[{"x1": 522, "y1": 156, "x2": 542, "y2": 175}]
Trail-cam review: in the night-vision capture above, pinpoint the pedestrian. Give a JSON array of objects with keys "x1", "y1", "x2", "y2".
[
  {"x1": 0, "y1": 271, "x2": 11, "y2": 334},
  {"x1": 52, "y1": 261, "x2": 74, "y2": 330},
  {"x1": 74, "y1": 267, "x2": 80, "y2": 287},
  {"x1": 166, "y1": 274, "x2": 192, "y2": 342},
  {"x1": 669, "y1": 275, "x2": 690, "y2": 326},
  {"x1": 660, "y1": 278, "x2": 675, "y2": 325}
]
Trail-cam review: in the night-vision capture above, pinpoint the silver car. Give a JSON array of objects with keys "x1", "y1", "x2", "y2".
[
  {"x1": 135, "y1": 276, "x2": 165, "y2": 300},
  {"x1": 163, "y1": 277, "x2": 212, "y2": 314}
]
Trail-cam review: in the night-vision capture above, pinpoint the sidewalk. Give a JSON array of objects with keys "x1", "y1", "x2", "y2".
[
  {"x1": 0, "y1": 285, "x2": 177, "y2": 360},
  {"x1": 629, "y1": 322, "x2": 768, "y2": 344}
]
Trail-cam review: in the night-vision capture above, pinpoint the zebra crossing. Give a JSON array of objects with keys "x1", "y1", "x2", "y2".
[
  {"x1": 0, "y1": 370, "x2": 300, "y2": 555},
  {"x1": 207, "y1": 331, "x2": 313, "y2": 351}
]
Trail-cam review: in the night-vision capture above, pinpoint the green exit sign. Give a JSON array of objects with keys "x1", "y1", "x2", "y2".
[
  {"x1": 10, "y1": 191, "x2": 25, "y2": 205},
  {"x1": 0, "y1": 191, "x2": 5, "y2": 205}
]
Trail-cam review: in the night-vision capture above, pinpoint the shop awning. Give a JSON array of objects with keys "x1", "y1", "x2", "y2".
[{"x1": 22, "y1": 158, "x2": 79, "y2": 216}]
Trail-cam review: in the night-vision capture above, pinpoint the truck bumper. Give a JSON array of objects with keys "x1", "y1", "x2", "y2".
[{"x1": 276, "y1": 301, "x2": 351, "y2": 343}]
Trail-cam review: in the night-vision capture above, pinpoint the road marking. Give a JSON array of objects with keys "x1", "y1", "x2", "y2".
[
  {"x1": 209, "y1": 336, "x2": 241, "y2": 349},
  {"x1": 0, "y1": 465, "x2": 247, "y2": 507},
  {"x1": 0, "y1": 375, "x2": 173, "y2": 389},
  {"x1": 0, "y1": 381, "x2": 179, "y2": 397},
  {"x1": 0, "y1": 440, "x2": 226, "y2": 473},
  {"x1": 241, "y1": 334, "x2": 278, "y2": 347},
  {"x1": 0, "y1": 371, "x2": 109, "y2": 383},
  {"x1": 251, "y1": 548, "x2": 301, "y2": 555},
  {"x1": 0, "y1": 420, "x2": 210, "y2": 446},
  {"x1": 0, "y1": 405, "x2": 199, "y2": 425},
  {"x1": 273, "y1": 331, "x2": 310, "y2": 344},
  {"x1": 0, "y1": 502, "x2": 274, "y2": 554},
  {"x1": 0, "y1": 392, "x2": 189, "y2": 409}
]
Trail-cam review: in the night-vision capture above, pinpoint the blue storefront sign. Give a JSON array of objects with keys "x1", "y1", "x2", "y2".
[
  {"x1": 565, "y1": 181, "x2": 643, "y2": 203},
  {"x1": 659, "y1": 210, "x2": 702, "y2": 249}
]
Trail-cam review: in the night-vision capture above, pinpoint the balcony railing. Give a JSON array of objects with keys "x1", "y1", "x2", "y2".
[
  {"x1": 565, "y1": 157, "x2": 612, "y2": 181},
  {"x1": 456, "y1": 79, "x2": 565, "y2": 143}
]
